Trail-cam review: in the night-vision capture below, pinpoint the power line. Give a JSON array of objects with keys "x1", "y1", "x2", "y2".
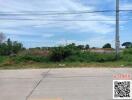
[
  {"x1": 0, "y1": 18, "x2": 131, "y2": 21},
  {"x1": 0, "y1": 10, "x2": 132, "y2": 15},
  {"x1": 120, "y1": 10, "x2": 132, "y2": 12},
  {"x1": 0, "y1": 10, "x2": 115, "y2": 15}
]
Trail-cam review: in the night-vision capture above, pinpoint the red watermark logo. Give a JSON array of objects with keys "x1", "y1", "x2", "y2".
[{"x1": 113, "y1": 73, "x2": 131, "y2": 80}]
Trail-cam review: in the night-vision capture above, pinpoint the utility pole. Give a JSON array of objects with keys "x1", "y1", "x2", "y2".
[{"x1": 115, "y1": 0, "x2": 120, "y2": 59}]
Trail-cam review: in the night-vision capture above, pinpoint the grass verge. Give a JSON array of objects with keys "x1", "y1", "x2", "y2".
[{"x1": 0, "y1": 61, "x2": 131, "y2": 69}]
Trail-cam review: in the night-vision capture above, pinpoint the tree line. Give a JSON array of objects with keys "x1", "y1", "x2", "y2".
[
  {"x1": 0, "y1": 32, "x2": 131, "y2": 56},
  {"x1": 0, "y1": 32, "x2": 24, "y2": 56}
]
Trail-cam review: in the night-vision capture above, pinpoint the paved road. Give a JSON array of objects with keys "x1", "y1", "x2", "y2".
[{"x1": 0, "y1": 68, "x2": 132, "y2": 100}]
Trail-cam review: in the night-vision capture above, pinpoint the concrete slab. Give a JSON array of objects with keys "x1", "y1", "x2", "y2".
[
  {"x1": 0, "y1": 78, "x2": 39, "y2": 100},
  {"x1": 0, "y1": 68, "x2": 132, "y2": 100},
  {"x1": 46, "y1": 68, "x2": 114, "y2": 78},
  {"x1": 0, "y1": 69, "x2": 49, "y2": 79},
  {"x1": 31, "y1": 98, "x2": 63, "y2": 100},
  {"x1": 0, "y1": 69, "x2": 49, "y2": 100},
  {"x1": 29, "y1": 68, "x2": 132, "y2": 100}
]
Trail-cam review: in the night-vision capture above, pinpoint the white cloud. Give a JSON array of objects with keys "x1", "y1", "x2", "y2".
[
  {"x1": 0, "y1": 0, "x2": 115, "y2": 35},
  {"x1": 42, "y1": 33, "x2": 54, "y2": 38},
  {"x1": 121, "y1": 4, "x2": 132, "y2": 10}
]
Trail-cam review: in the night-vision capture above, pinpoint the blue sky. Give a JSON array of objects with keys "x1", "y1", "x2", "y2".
[{"x1": 0, "y1": 0, "x2": 132, "y2": 48}]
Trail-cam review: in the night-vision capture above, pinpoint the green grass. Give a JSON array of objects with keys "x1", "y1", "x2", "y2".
[
  {"x1": 0, "y1": 61, "x2": 131, "y2": 69},
  {"x1": 0, "y1": 48, "x2": 132, "y2": 69}
]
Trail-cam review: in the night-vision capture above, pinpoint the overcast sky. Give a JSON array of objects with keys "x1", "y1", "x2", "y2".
[{"x1": 0, "y1": 0, "x2": 132, "y2": 48}]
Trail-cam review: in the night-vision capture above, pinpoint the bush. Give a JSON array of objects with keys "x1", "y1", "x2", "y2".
[
  {"x1": 50, "y1": 43, "x2": 116, "y2": 62},
  {"x1": 13, "y1": 55, "x2": 49, "y2": 63},
  {"x1": 65, "y1": 54, "x2": 88, "y2": 62},
  {"x1": 121, "y1": 48, "x2": 132, "y2": 62},
  {"x1": 0, "y1": 38, "x2": 23, "y2": 56},
  {"x1": 123, "y1": 48, "x2": 132, "y2": 55},
  {"x1": 94, "y1": 53, "x2": 116, "y2": 62},
  {"x1": 50, "y1": 44, "x2": 79, "y2": 62},
  {"x1": 121, "y1": 54, "x2": 132, "y2": 62},
  {"x1": 0, "y1": 56, "x2": 7, "y2": 63},
  {"x1": 64, "y1": 52, "x2": 116, "y2": 62}
]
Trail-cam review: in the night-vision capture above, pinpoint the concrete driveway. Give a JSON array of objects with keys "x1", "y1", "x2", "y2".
[{"x1": 0, "y1": 68, "x2": 132, "y2": 100}]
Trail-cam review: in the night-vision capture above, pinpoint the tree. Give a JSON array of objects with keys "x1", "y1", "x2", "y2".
[
  {"x1": 77, "y1": 45, "x2": 85, "y2": 50},
  {"x1": 0, "y1": 32, "x2": 6, "y2": 43},
  {"x1": 103, "y1": 43, "x2": 112, "y2": 48},
  {"x1": 50, "y1": 43, "x2": 79, "y2": 61},
  {"x1": 50, "y1": 46, "x2": 72, "y2": 61},
  {"x1": 7, "y1": 38, "x2": 13, "y2": 55},
  {"x1": 85, "y1": 44, "x2": 90, "y2": 49},
  {"x1": 122, "y1": 42, "x2": 132, "y2": 48},
  {"x1": 91, "y1": 47, "x2": 97, "y2": 49},
  {"x1": 12, "y1": 41, "x2": 23, "y2": 54},
  {"x1": 0, "y1": 43, "x2": 8, "y2": 55},
  {"x1": 0, "y1": 38, "x2": 24, "y2": 56}
]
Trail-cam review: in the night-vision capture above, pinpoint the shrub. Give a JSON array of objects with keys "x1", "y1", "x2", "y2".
[
  {"x1": 121, "y1": 48, "x2": 132, "y2": 62},
  {"x1": 14, "y1": 55, "x2": 49, "y2": 63},
  {"x1": 50, "y1": 47, "x2": 72, "y2": 61},
  {"x1": 50, "y1": 44, "x2": 79, "y2": 62},
  {"x1": 123, "y1": 48, "x2": 132, "y2": 55},
  {"x1": 64, "y1": 52, "x2": 116, "y2": 62},
  {"x1": 0, "y1": 38, "x2": 23, "y2": 56},
  {"x1": 0, "y1": 56, "x2": 7, "y2": 63},
  {"x1": 121, "y1": 54, "x2": 132, "y2": 62},
  {"x1": 94, "y1": 53, "x2": 116, "y2": 62},
  {"x1": 65, "y1": 54, "x2": 88, "y2": 62}
]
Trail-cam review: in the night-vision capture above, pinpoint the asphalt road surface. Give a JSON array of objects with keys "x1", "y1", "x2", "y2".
[{"x1": 0, "y1": 68, "x2": 132, "y2": 100}]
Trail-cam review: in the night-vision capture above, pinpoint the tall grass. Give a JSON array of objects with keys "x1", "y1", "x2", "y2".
[
  {"x1": 123, "y1": 48, "x2": 132, "y2": 55},
  {"x1": 0, "y1": 48, "x2": 131, "y2": 66},
  {"x1": 121, "y1": 48, "x2": 132, "y2": 62},
  {"x1": 13, "y1": 55, "x2": 49, "y2": 63},
  {"x1": 64, "y1": 52, "x2": 116, "y2": 62}
]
